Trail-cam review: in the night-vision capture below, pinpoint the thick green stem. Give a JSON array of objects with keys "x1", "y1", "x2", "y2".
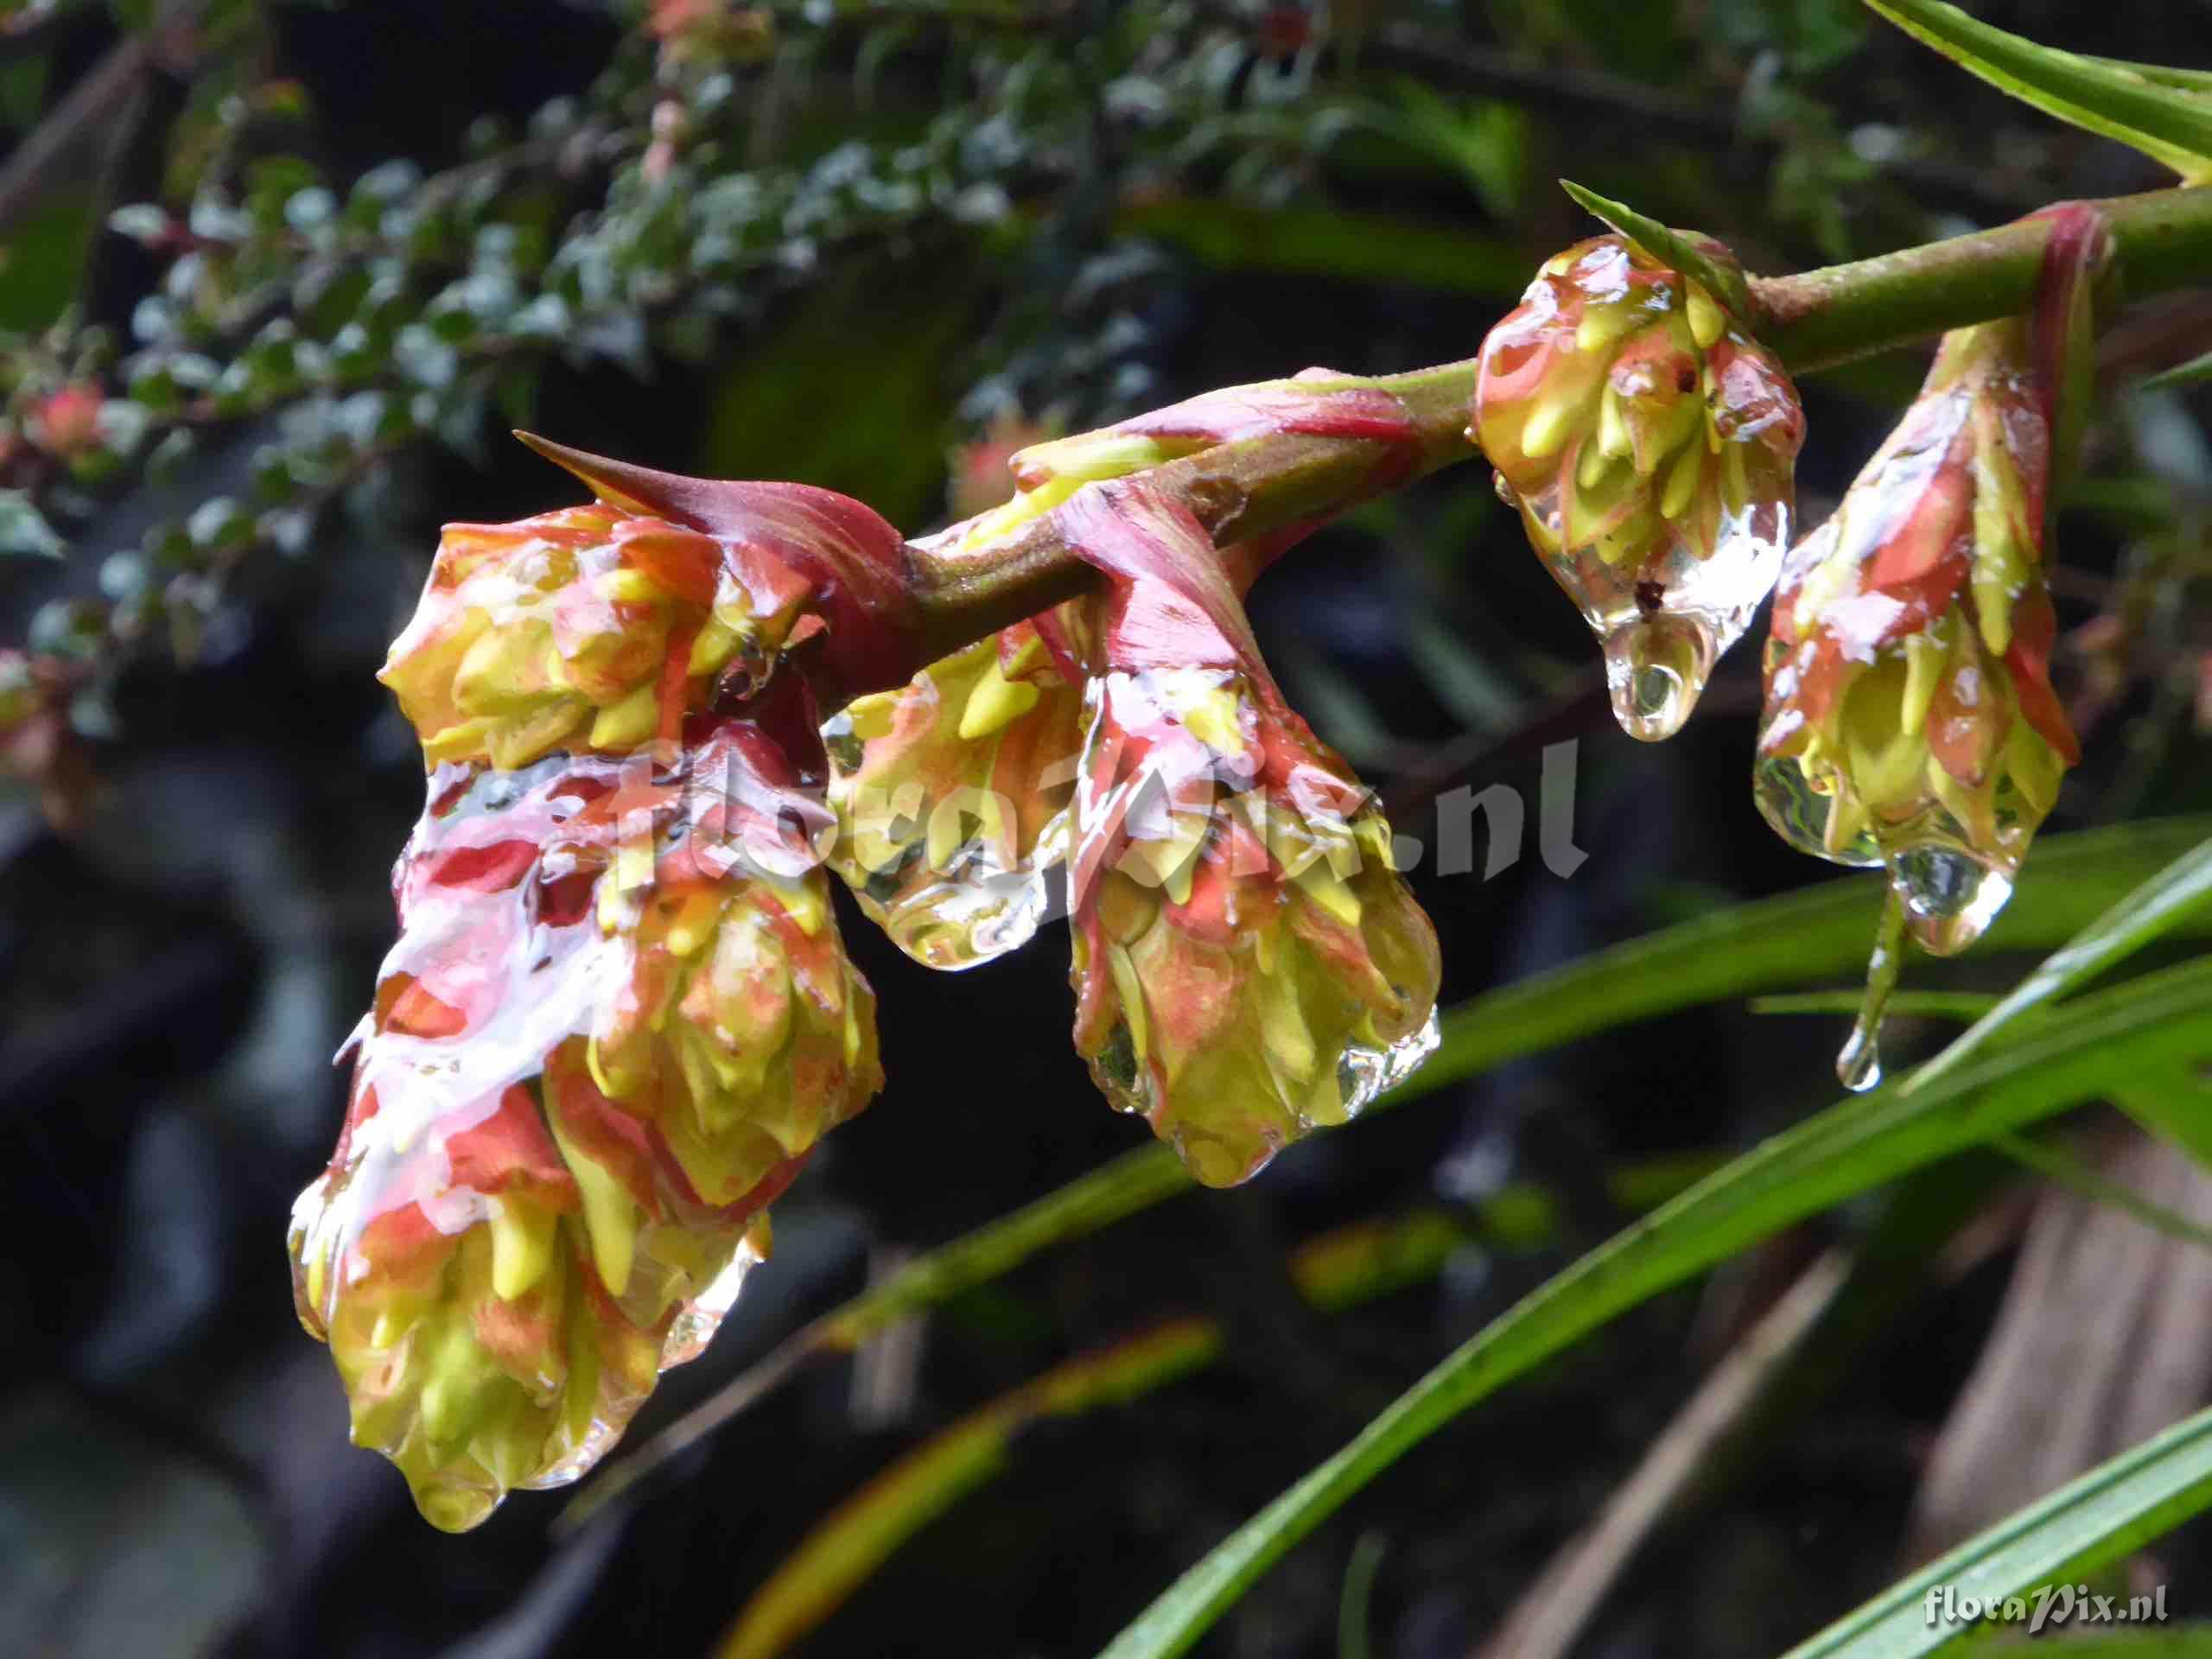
[
  {"x1": 896, "y1": 184, "x2": 2212, "y2": 690},
  {"x1": 904, "y1": 358, "x2": 1481, "y2": 664},
  {"x1": 1751, "y1": 183, "x2": 2212, "y2": 371}
]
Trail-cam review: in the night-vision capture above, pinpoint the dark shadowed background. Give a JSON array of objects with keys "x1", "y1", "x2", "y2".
[{"x1": 3, "y1": 2, "x2": 2210, "y2": 1656}]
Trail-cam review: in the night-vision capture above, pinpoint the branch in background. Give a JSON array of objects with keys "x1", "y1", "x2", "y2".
[
  {"x1": 0, "y1": 1, "x2": 200, "y2": 232},
  {"x1": 1364, "y1": 21, "x2": 2033, "y2": 219},
  {"x1": 1475, "y1": 1252, "x2": 1851, "y2": 1659}
]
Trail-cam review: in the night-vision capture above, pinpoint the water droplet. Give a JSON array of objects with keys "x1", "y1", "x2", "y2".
[
  {"x1": 1336, "y1": 1005, "x2": 1442, "y2": 1116},
  {"x1": 1838, "y1": 887, "x2": 1907, "y2": 1093},
  {"x1": 1493, "y1": 470, "x2": 1519, "y2": 507},
  {"x1": 1888, "y1": 846, "x2": 2013, "y2": 957},
  {"x1": 1601, "y1": 614, "x2": 1716, "y2": 741},
  {"x1": 1751, "y1": 752, "x2": 1882, "y2": 868},
  {"x1": 1836, "y1": 1024, "x2": 1883, "y2": 1092}
]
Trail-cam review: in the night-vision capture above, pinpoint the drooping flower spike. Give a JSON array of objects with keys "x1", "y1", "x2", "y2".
[
  {"x1": 290, "y1": 714, "x2": 880, "y2": 1529},
  {"x1": 1475, "y1": 232, "x2": 1804, "y2": 741},
  {"x1": 1755, "y1": 205, "x2": 2108, "y2": 956},
  {"x1": 1058, "y1": 477, "x2": 1441, "y2": 1186},
  {"x1": 296, "y1": 446, "x2": 894, "y2": 1529}
]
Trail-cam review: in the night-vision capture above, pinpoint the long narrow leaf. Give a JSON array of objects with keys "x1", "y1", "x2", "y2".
[
  {"x1": 1783, "y1": 1403, "x2": 2212, "y2": 1657},
  {"x1": 1864, "y1": 0, "x2": 2212, "y2": 180},
  {"x1": 1974, "y1": 1632, "x2": 2212, "y2": 1656},
  {"x1": 2113, "y1": 1080, "x2": 2212, "y2": 1174},
  {"x1": 2139, "y1": 348, "x2": 2212, "y2": 392},
  {"x1": 1094, "y1": 960, "x2": 2212, "y2": 1659},
  {"x1": 1421, "y1": 818, "x2": 2211, "y2": 1090}
]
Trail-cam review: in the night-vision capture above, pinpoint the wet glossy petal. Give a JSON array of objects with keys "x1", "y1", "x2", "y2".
[{"x1": 380, "y1": 505, "x2": 817, "y2": 771}]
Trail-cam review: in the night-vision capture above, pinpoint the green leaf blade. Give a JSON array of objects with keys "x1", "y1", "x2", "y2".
[
  {"x1": 1865, "y1": 0, "x2": 2212, "y2": 181},
  {"x1": 1556, "y1": 179, "x2": 1754, "y2": 317},
  {"x1": 1095, "y1": 959, "x2": 2212, "y2": 1659},
  {"x1": 1784, "y1": 1404, "x2": 2212, "y2": 1657}
]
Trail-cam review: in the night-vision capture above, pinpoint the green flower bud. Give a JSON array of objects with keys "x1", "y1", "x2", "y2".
[
  {"x1": 1756, "y1": 318, "x2": 2080, "y2": 956},
  {"x1": 1070, "y1": 665, "x2": 1440, "y2": 1185},
  {"x1": 1475, "y1": 234, "x2": 1803, "y2": 740}
]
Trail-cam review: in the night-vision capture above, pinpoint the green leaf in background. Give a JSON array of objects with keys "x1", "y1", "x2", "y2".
[
  {"x1": 702, "y1": 254, "x2": 977, "y2": 531},
  {"x1": 1904, "y1": 831, "x2": 2212, "y2": 1095},
  {"x1": 1113, "y1": 196, "x2": 1529, "y2": 297},
  {"x1": 1093, "y1": 958, "x2": 2212, "y2": 1659},
  {"x1": 1991, "y1": 1128, "x2": 2212, "y2": 1255},
  {"x1": 1556, "y1": 180, "x2": 1754, "y2": 318},
  {"x1": 2139, "y1": 347, "x2": 2212, "y2": 392},
  {"x1": 1781, "y1": 1403, "x2": 2212, "y2": 1658},
  {"x1": 2113, "y1": 1080, "x2": 2212, "y2": 1176},
  {"x1": 1864, "y1": 0, "x2": 2212, "y2": 182},
  {"x1": 1974, "y1": 1632, "x2": 2212, "y2": 1656},
  {"x1": 1382, "y1": 81, "x2": 1530, "y2": 220},
  {"x1": 0, "y1": 490, "x2": 66, "y2": 559},
  {"x1": 1420, "y1": 818, "x2": 2212, "y2": 1090}
]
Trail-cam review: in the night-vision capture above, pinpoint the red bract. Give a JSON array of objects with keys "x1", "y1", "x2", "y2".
[
  {"x1": 1008, "y1": 372, "x2": 1418, "y2": 497},
  {"x1": 517, "y1": 435, "x2": 922, "y2": 707}
]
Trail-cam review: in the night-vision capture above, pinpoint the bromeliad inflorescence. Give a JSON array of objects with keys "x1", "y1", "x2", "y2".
[
  {"x1": 296, "y1": 380, "x2": 1447, "y2": 1528},
  {"x1": 296, "y1": 190, "x2": 2122, "y2": 1525},
  {"x1": 291, "y1": 448, "x2": 910, "y2": 1529}
]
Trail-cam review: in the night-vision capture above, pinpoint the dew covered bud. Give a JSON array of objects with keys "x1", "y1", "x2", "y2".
[
  {"x1": 1476, "y1": 234, "x2": 1803, "y2": 740},
  {"x1": 823, "y1": 607, "x2": 1090, "y2": 968},
  {"x1": 1754, "y1": 320, "x2": 2079, "y2": 956},
  {"x1": 292, "y1": 711, "x2": 878, "y2": 1529},
  {"x1": 817, "y1": 416, "x2": 1171, "y2": 971},
  {"x1": 379, "y1": 505, "x2": 817, "y2": 770},
  {"x1": 1070, "y1": 662, "x2": 1440, "y2": 1185},
  {"x1": 1058, "y1": 481, "x2": 1440, "y2": 1186}
]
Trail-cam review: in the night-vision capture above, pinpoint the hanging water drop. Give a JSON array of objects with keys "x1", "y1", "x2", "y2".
[
  {"x1": 1888, "y1": 846, "x2": 2014, "y2": 957},
  {"x1": 1838, "y1": 888, "x2": 1907, "y2": 1093},
  {"x1": 1600, "y1": 613, "x2": 1718, "y2": 742}
]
